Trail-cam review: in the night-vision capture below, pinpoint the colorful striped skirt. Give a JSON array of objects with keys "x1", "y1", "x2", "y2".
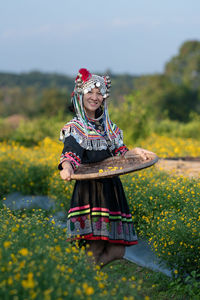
[{"x1": 66, "y1": 177, "x2": 138, "y2": 246}]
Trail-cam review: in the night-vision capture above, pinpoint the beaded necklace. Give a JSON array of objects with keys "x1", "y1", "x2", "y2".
[{"x1": 86, "y1": 114, "x2": 113, "y2": 150}]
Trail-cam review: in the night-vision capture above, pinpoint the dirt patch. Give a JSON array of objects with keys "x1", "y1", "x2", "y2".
[
  {"x1": 5, "y1": 114, "x2": 27, "y2": 129},
  {"x1": 156, "y1": 159, "x2": 200, "y2": 178}
]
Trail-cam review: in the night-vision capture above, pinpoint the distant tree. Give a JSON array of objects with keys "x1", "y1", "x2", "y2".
[
  {"x1": 0, "y1": 87, "x2": 42, "y2": 117},
  {"x1": 0, "y1": 71, "x2": 138, "y2": 106},
  {"x1": 165, "y1": 40, "x2": 200, "y2": 90},
  {"x1": 110, "y1": 90, "x2": 150, "y2": 144},
  {"x1": 161, "y1": 84, "x2": 198, "y2": 122},
  {"x1": 1, "y1": 42, "x2": 200, "y2": 122},
  {"x1": 1, "y1": 87, "x2": 23, "y2": 117},
  {"x1": 0, "y1": 89, "x2": 5, "y2": 116},
  {"x1": 110, "y1": 75, "x2": 138, "y2": 104},
  {"x1": 133, "y1": 74, "x2": 170, "y2": 121},
  {"x1": 39, "y1": 88, "x2": 69, "y2": 116},
  {"x1": 133, "y1": 74, "x2": 198, "y2": 122},
  {"x1": 0, "y1": 71, "x2": 74, "y2": 91}
]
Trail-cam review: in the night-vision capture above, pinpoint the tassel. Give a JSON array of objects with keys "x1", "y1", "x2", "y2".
[{"x1": 59, "y1": 130, "x2": 64, "y2": 141}]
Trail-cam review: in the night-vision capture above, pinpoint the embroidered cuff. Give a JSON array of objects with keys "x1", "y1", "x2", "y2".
[
  {"x1": 58, "y1": 152, "x2": 81, "y2": 171},
  {"x1": 114, "y1": 145, "x2": 129, "y2": 156}
]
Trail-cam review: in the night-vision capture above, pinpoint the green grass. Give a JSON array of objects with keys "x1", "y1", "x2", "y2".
[{"x1": 104, "y1": 260, "x2": 200, "y2": 300}]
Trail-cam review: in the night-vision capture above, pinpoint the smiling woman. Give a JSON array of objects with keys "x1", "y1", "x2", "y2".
[
  {"x1": 83, "y1": 88, "x2": 104, "y2": 119},
  {"x1": 58, "y1": 68, "x2": 139, "y2": 267}
]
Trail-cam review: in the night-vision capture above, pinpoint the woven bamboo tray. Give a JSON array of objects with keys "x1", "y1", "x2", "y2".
[{"x1": 71, "y1": 148, "x2": 158, "y2": 180}]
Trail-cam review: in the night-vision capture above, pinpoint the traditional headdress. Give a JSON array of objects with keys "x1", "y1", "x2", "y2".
[
  {"x1": 71, "y1": 68, "x2": 115, "y2": 139},
  {"x1": 74, "y1": 68, "x2": 111, "y2": 98}
]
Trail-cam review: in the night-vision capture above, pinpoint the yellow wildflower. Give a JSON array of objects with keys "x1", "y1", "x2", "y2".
[
  {"x1": 8, "y1": 277, "x2": 13, "y2": 285},
  {"x1": 18, "y1": 248, "x2": 29, "y2": 256},
  {"x1": 21, "y1": 273, "x2": 35, "y2": 289},
  {"x1": 3, "y1": 241, "x2": 11, "y2": 248},
  {"x1": 85, "y1": 286, "x2": 94, "y2": 296}
]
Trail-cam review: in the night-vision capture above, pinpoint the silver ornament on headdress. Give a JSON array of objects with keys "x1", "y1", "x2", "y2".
[{"x1": 75, "y1": 73, "x2": 111, "y2": 99}]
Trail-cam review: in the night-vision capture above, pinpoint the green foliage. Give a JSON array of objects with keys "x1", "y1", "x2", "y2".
[
  {"x1": 8, "y1": 117, "x2": 69, "y2": 146},
  {"x1": 1, "y1": 208, "x2": 131, "y2": 300},
  {"x1": 11, "y1": 118, "x2": 57, "y2": 146},
  {"x1": 165, "y1": 40, "x2": 200, "y2": 90},
  {"x1": 1, "y1": 139, "x2": 200, "y2": 298},
  {"x1": 0, "y1": 118, "x2": 14, "y2": 140},
  {"x1": 0, "y1": 71, "x2": 74, "y2": 90},
  {"x1": 123, "y1": 170, "x2": 200, "y2": 277},
  {"x1": 0, "y1": 160, "x2": 52, "y2": 198},
  {"x1": 48, "y1": 171, "x2": 74, "y2": 212},
  {"x1": 131, "y1": 40, "x2": 200, "y2": 123},
  {"x1": 1, "y1": 141, "x2": 200, "y2": 279},
  {"x1": 2, "y1": 113, "x2": 200, "y2": 148},
  {"x1": 2, "y1": 111, "x2": 200, "y2": 150},
  {"x1": 39, "y1": 88, "x2": 70, "y2": 116},
  {"x1": 110, "y1": 91, "x2": 150, "y2": 144},
  {"x1": 160, "y1": 84, "x2": 198, "y2": 121},
  {"x1": 1, "y1": 40, "x2": 200, "y2": 137},
  {"x1": 1, "y1": 41, "x2": 200, "y2": 124},
  {"x1": 1, "y1": 204, "x2": 199, "y2": 298},
  {"x1": 0, "y1": 71, "x2": 138, "y2": 118},
  {"x1": 108, "y1": 73, "x2": 138, "y2": 104},
  {"x1": 0, "y1": 87, "x2": 42, "y2": 117},
  {"x1": 0, "y1": 85, "x2": 71, "y2": 118},
  {"x1": 151, "y1": 117, "x2": 200, "y2": 139},
  {"x1": 133, "y1": 74, "x2": 199, "y2": 122}
]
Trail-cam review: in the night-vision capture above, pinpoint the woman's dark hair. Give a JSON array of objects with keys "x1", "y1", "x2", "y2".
[{"x1": 68, "y1": 101, "x2": 75, "y2": 113}]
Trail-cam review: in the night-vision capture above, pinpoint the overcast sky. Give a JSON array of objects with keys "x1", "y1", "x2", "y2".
[{"x1": 0, "y1": 0, "x2": 200, "y2": 76}]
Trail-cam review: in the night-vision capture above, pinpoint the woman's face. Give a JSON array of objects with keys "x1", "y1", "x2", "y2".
[{"x1": 83, "y1": 87, "x2": 103, "y2": 118}]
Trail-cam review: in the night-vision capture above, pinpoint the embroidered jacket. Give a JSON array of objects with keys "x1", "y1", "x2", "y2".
[{"x1": 58, "y1": 117, "x2": 128, "y2": 171}]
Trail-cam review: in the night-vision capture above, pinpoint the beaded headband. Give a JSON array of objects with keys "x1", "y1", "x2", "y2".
[{"x1": 74, "y1": 68, "x2": 111, "y2": 99}]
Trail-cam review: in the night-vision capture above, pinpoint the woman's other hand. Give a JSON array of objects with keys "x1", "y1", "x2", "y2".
[
  {"x1": 126, "y1": 148, "x2": 148, "y2": 160},
  {"x1": 60, "y1": 161, "x2": 74, "y2": 181}
]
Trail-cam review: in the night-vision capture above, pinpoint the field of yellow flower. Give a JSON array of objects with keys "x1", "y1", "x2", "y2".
[
  {"x1": 138, "y1": 133, "x2": 200, "y2": 158},
  {"x1": 122, "y1": 169, "x2": 200, "y2": 277},
  {"x1": 0, "y1": 135, "x2": 200, "y2": 298},
  {"x1": 1, "y1": 207, "x2": 146, "y2": 299}
]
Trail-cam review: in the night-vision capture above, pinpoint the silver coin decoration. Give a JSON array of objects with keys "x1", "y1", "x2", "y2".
[
  {"x1": 84, "y1": 89, "x2": 88, "y2": 94},
  {"x1": 96, "y1": 82, "x2": 100, "y2": 87},
  {"x1": 74, "y1": 73, "x2": 111, "y2": 99}
]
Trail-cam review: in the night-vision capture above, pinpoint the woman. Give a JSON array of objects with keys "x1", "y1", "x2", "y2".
[{"x1": 59, "y1": 68, "x2": 139, "y2": 267}]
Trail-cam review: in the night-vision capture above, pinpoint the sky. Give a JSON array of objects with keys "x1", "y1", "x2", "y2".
[{"x1": 0, "y1": 0, "x2": 200, "y2": 76}]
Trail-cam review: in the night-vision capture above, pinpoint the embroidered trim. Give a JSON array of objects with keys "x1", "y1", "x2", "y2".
[
  {"x1": 68, "y1": 205, "x2": 132, "y2": 219},
  {"x1": 65, "y1": 205, "x2": 137, "y2": 244},
  {"x1": 60, "y1": 152, "x2": 81, "y2": 170},
  {"x1": 66, "y1": 214, "x2": 138, "y2": 244},
  {"x1": 67, "y1": 233, "x2": 138, "y2": 246},
  {"x1": 115, "y1": 145, "x2": 129, "y2": 156},
  {"x1": 60, "y1": 118, "x2": 124, "y2": 151}
]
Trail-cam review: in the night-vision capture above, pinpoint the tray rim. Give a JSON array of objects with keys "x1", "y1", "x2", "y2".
[{"x1": 71, "y1": 150, "x2": 159, "y2": 180}]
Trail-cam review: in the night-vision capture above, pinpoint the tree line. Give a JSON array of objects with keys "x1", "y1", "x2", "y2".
[
  {"x1": 0, "y1": 71, "x2": 137, "y2": 118},
  {"x1": 0, "y1": 40, "x2": 200, "y2": 123}
]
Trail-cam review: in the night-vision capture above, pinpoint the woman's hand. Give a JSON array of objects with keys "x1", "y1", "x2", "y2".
[
  {"x1": 126, "y1": 148, "x2": 148, "y2": 160},
  {"x1": 60, "y1": 161, "x2": 74, "y2": 181},
  {"x1": 123, "y1": 150, "x2": 133, "y2": 157}
]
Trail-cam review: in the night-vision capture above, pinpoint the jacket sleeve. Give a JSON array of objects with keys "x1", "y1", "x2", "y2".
[
  {"x1": 112, "y1": 125, "x2": 129, "y2": 156},
  {"x1": 58, "y1": 126, "x2": 85, "y2": 171}
]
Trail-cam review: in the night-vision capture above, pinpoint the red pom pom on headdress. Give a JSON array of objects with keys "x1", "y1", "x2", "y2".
[{"x1": 76, "y1": 68, "x2": 92, "y2": 82}]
